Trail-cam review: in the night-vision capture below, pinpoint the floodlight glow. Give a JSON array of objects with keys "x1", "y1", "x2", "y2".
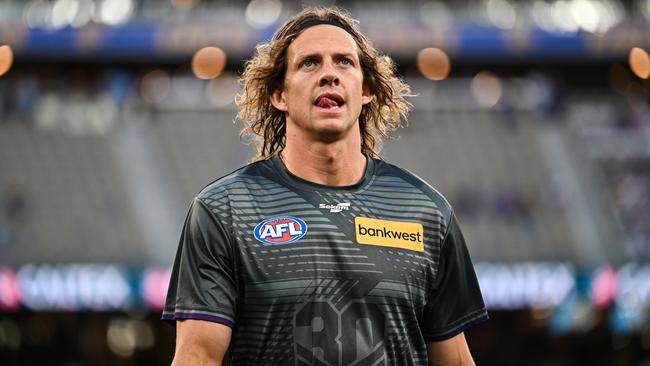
[
  {"x1": 51, "y1": 0, "x2": 79, "y2": 29},
  {"x1": 419, "y1": 1, "x2": 454, "y2": 31},
  {"x1": 531, "y1": 1, "x2": 556, "y2": 32},
  {"x1": 0, "y1": 45, "x2": 14, "y2": 77},
  {"x1": 570, "y1": 0, "x2": 599, "y2": 33},
  {"x1": 23, "y1": 0, "x2": 51, "y2": 29},
  {"x1": 417, "y1": 47, "x2": 451, "y2": 81},
  {"x1": 98, "y1": 0, "x2": 134, "y2": 26},
  {"x1": 486, "y1": 0, "x2": 517, "y2": 30},
  {"x1": 471, "y1": 71, "x2": 502, "y2": 108},
  {"x1": 140, "y1": 70, "x2": 171, "y2": 104},
  {"x1": 207, "y1": 72, "x2": 239, "y2": 108},
  {"x1": 245, "y1": 0, "x2": 282, "y2": 29},
  {"x1": 70, "y1": 0, "x2": 94, "y2": 28},
  {"x1": 192, "y1": 46, "x2": 227, "y2": 80},
  {"x1": 629, "y1": 47, "x2": 650, "y2": 79},
  {"x1": 551, "y1": 0, "x2": 579, "y2": 33}
]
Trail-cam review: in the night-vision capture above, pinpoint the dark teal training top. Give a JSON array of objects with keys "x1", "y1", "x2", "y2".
[{"x1": 163, "y1": 154, "x2": 488, "y2": 365}]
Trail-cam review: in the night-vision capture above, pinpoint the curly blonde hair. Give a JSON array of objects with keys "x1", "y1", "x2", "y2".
[{"x1": 236, "y1": 7, "x2": 412, "y2": 160}]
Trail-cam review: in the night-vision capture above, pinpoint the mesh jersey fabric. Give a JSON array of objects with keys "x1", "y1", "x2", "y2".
[{"x1": 163, "y1": 154, "x2": 488, "y2": 365}]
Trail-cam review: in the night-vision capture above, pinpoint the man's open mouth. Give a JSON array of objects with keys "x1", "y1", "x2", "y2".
[{"x1": 314, "y1": 93, "x2": 344, "y2": 109}]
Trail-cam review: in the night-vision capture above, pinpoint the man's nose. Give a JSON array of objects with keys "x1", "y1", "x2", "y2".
[{"x1": 319, "y1": 61, "x2": 339, "y2": 86}]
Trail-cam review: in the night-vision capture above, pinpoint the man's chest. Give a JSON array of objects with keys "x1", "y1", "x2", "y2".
[{"x1": 227, "y1": 189, "x2": 446, "y2": 309}]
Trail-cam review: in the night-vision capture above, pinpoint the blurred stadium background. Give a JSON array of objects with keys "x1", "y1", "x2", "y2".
[{"x1": 0, "y1": 0, "x2": 649, "y2": 364}]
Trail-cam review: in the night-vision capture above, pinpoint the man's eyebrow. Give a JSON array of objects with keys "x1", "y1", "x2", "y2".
[
  {"x1": 333, "y1": 52, "x2": 357, "y2": 58},
  {"x1": 294, "y1": 53, "x2": 321, "y2": 63}
]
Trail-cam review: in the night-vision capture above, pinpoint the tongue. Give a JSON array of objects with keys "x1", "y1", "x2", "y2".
[{"x1": 317, "y1": 97, "x2": 339, "y2": 108}]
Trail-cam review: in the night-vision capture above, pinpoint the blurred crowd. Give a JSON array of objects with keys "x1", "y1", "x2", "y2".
[
  {"x1": 607, "y1": 169, "x2": 650, "y2": 259},
  {"x1": 0, "y1": 69, "x2": 142, "y2": 135}
]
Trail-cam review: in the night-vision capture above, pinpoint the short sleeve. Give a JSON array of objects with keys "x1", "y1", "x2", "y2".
[
  {"x1": 420, "y1": 213, "x2": 488, "y2": 341},
  {"x1": 162, "y1": 197, "x2": 238, "y2": 328}
]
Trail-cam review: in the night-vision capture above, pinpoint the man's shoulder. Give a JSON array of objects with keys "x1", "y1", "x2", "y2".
[
  {"x1": 374, "y1": 158, "x2": 453, "y2": 217},
  {"x1": 196, "y1": 158, "x2": 275, "y2": 201}
]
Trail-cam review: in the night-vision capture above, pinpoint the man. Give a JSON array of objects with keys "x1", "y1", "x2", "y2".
[{"x1": 163, "y1": 7, "x2": 487, "y2": 366}]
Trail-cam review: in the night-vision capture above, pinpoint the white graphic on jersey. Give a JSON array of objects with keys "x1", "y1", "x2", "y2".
[{"x1": 319, "y1": 203, "x2": 351, "y2": 213}]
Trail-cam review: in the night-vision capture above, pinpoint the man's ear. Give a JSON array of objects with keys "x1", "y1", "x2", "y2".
[
  {"x1": 269, "y1": 88, "x2": 288, "y2": 112},
  {"x1": 362, "y1": 84, "x2": 374, "y2": 105}
]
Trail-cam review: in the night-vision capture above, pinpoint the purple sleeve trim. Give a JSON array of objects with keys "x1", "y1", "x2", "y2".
[
  {"x1": 423, "y1": 313, "x2": 489, "y2": 342},
  {"x1": 161, "y1": 312, "x2": 235, "y2": 328}
]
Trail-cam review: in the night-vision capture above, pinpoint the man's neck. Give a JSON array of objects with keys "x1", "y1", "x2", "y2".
[{"x1": 281, "y1": 139, "x2": 367, "y2": 187}]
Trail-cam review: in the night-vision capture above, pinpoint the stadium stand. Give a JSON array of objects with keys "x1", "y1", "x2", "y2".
[
  {"x1": 0, "y1": 122, "x2": 146, "y2": 264},
  {"x1": 1, "y1": 73, "x2": 599, "y2": 266}
]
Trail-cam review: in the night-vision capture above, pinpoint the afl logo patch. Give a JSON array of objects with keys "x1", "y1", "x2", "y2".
[{"x1": 253, "y1": 216, "x2": 308, "y2": 245}]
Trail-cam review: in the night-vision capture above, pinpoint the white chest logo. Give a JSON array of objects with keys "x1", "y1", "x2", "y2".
[{"x1": 319, "y1": 203, "x2": 351, "y2": 213}]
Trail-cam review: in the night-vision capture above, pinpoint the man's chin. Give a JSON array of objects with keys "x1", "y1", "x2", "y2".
[{"x1": 309, "y1": 124, "x2": 356, "y2": 143}]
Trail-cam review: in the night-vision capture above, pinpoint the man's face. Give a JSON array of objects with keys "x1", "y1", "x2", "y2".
[{"x1": 271, "y1": 24, "x2": 374, "y2": 143}]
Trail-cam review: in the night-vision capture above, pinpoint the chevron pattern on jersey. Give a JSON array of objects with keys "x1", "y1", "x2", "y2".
[{"x1": 164, "y1": 155, "x2": 488, "y2": 366}]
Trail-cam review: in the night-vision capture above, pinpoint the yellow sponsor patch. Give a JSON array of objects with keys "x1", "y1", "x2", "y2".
[{"x1": 355, "y1": 217, "x2": 424, "y2": 252}]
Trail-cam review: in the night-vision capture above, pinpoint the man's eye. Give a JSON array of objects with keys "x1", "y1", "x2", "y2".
[
  {"x1": 301, "y1": 59, "x2": 315, "y2": 68},
  {"x1": 340, "y1": 58, "x2": 353, "y2": 66}
]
